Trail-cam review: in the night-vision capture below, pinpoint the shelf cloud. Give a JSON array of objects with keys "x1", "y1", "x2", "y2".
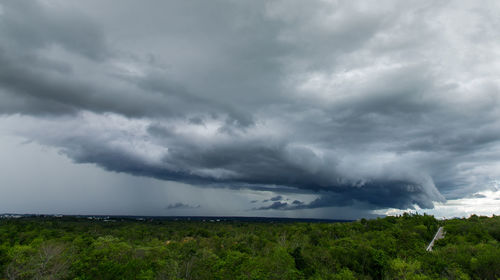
[{"x1": 1, "y1": 0, "x2": 499, "y2": 216}]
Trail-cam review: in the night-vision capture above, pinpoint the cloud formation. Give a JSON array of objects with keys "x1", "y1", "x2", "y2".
[
  {"x1": 1, "y1": 0, "x2": 500, "y2": 215},
  {"x1": 376, "y1": 182, "x2": 500, "y2": 218},
  {"x1": 166, "y1": 203, "x2": 201, "y2": 210}
]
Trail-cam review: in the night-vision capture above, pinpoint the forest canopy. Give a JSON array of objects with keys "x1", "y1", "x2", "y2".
[{"x1": 0, "y1": 214, "x2": 499, "y2": 279}]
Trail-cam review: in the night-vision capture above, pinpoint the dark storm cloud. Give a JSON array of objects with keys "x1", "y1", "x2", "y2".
[
  {"x1": 0, "y1": 0, "x2": 255, "y2": 127},
  {"x1": 255, "y1": 180, "x2": 441, "y2": 211},
  {"x1": 166, "y1": 203, "x2": 201, "y2": 210},
  {"x1": 25, "y1": 124, "x2": 444, "y2": 210},
  {"x1": 1, "y1": 0, "x2": 500, "y2": 214},
  {"x1": 256, "y1": 201, "x2": 289, "y2": 210}
]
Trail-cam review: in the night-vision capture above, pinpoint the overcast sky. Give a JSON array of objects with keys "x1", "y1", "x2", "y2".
[{"x1": 1, "y1": 0, "x2": 499, "y2": 219}]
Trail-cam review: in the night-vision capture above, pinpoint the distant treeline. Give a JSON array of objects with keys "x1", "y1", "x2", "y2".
[{"x1": 0, "y1": 213, "x2": 499, "y2": 279}]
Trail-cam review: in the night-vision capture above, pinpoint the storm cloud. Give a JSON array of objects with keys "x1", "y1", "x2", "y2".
[
  {"x1": 166, "y1": 203, "x2": 201, "y2": 210},
  {"x1": 1, "y1": 0, "x2": 500, "y2": 216}
]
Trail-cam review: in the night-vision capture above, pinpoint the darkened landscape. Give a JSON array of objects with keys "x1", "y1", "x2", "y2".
[{"x1": 1, "y1": 214, "x2": 499, "y2": 279}]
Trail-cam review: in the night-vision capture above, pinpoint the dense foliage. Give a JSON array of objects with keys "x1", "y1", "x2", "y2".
[{"x1": 0, "y1": 214, "x2": 499, "y2": 279}]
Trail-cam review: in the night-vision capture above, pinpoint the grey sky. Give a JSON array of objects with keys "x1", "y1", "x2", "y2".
[{"x1": 1, "y1": 0, "x2": 499, "y2": 218}]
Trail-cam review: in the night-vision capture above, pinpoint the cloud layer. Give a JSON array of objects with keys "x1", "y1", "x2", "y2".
[{"x1": 1, "y1": 0, "x2": 500, "y2": 215}]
